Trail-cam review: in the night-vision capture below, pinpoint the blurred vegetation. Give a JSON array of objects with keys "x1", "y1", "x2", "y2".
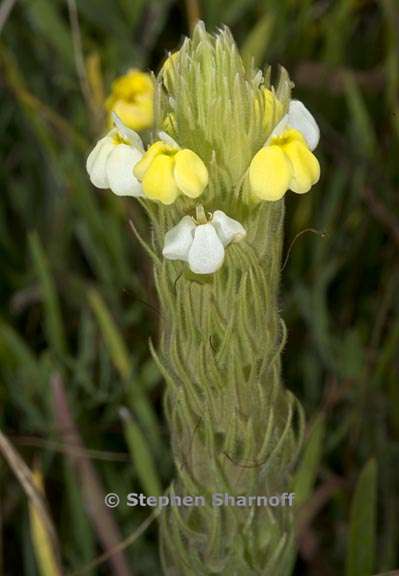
[{"x1": 0, "y1": 0, "x2": 398, "y2": 575}]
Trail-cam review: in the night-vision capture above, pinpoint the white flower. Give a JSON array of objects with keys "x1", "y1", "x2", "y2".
[
  {"x1": 163, "y1": 210, "x2": 246, "y2": 274},
  {"x1": 86, "y1": 113, "x2": 144, "y2": 197},
  {"x1": 269, "y1": 99, "x2": 320, "y2": 151}
]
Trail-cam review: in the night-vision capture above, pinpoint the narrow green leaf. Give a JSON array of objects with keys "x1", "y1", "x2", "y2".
[
  {"x1": 0, "y1": 320, "x2": 38, "y2": 374},
  {"x1": 63, "y1": 463, "x2": 95, "y2": 573},
  {"x1": 88, "y1": 289, "x2": 161, "y2": 449},
  {"x1": 371, "y1": 322, "x2": 399, "y2": 389},
  {"x1": 346, "y1": 459, "x2": 378, "y2": 576},
  {"x1": 241, "y1": 13, "x2": 274, "y2": 69},
  {"x1": 293, "y1": 413, "x2": 325, "y2": 505},
  {"x1": 344, "y1": 73, "x2": 377, "y2": 158},
  {"x1": 118, "y1": 0, "x2": 147, "y2": 27},
  {"x1": 29, "y1": 232, "x2": 68, "y2": 357},
  {"x1": 25, "y1": 0, "x2": 75, "y2": 71},
  {"x1": 87, "y1": 288, "x2": 131, "y2": 380},
  {"x1": 120, "y1": 407, "x2": 162, "y2": 497}
]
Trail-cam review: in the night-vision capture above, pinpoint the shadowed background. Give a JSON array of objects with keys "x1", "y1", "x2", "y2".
[{"x1": 0, "y1": 0, "x2": 398, "y2": 575}]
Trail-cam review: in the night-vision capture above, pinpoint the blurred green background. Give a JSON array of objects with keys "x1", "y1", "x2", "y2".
[{"x1": 1, "y1": 0, "x2": 398, "y2": 575}]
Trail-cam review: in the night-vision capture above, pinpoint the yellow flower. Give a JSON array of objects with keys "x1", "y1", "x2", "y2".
[
  {"x1": 134, "y1": 137, "x2": 208, "y2": 205},
  {"x1": 105, "y1": 69, "x2": 154, "y2": 131},
  {"x1": 249, "y1": 128, "x2": 320, "y2": 201}
]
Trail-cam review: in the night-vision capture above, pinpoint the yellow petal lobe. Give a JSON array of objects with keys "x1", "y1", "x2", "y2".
[
  {"x1": 134, "y1": 141, "x2": 174, "y2": 180},
  {"x1": 142, "y1": 155, "x2": 179, "y2": 205},
  {"x1": 174, "y1": 149, "x2": 209, "y2": 198},
  {"x1": 249, "y1": 145, "x2": 291, "y2": 201},
  {"x1": 284, "y1": 140, "x2": 320, "y2": 194}
]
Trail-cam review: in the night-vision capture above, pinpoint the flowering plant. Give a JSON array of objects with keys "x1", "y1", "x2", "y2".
[{"x1": 87, "y1": 22, "x2": 320, "y2": 575}]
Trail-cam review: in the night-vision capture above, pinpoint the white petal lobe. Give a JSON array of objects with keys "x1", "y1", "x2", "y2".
[
  {"x1": 86, "y1": 138, "x2": 104, "y2": 174},
  {"x1": 158, "y1": 131, "x2": 179, "y2": 148},
  {"x1": 188, "y1": 224, "x2": 225, "y2": 274},
  {"x1": 86, "y1": 135, "x2": 111, "y2": 176},
  {"x1": 287, "y1": 100, "x2": 320, "y2": 151},
  {"x1": 87, "y1": 137, "x2": 114, "y2": 188},
  {"x1": 163, "y1": 216, "x2": 195, "y2": 261},
  {"x1": 267, "y1": 100, "x2": 320, "y2": 151},
  {"x1": 106, "y1": 144, "x2": 143, "y2": 197},
  {"x1": 212, "y1": 211, "x2": 246, "y2": 246}
]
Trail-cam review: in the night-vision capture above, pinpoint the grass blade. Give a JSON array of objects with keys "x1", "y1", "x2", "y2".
[
  {"x1": 120, "y1": 407, "x2": 162, "y2": 497},
  {"x1": 293, "y1": 413, "x2": 326, "y2": 506},
  {"x1": 87, "y1": 288, "x2": 131, "y2": 380},
  {"x1": 29, "y1": 232, "x2": 68, "y2": 358},
  {"x1": 29, "y1": 466, "x2": 63, "y2": 576},
  {"x1": 346, "y1": 459, "x2": 378, "y2": 576}
]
